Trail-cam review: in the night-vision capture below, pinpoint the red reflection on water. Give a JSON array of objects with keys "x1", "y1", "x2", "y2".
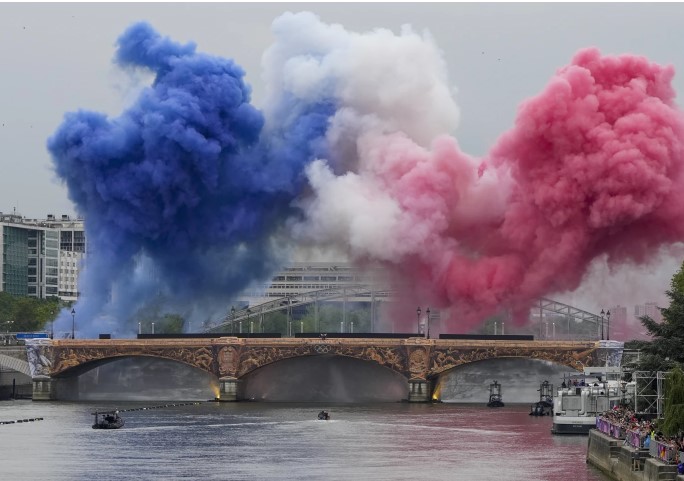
[{"x1": 424, "y1": 404, "x2": 610, "y2": 481}]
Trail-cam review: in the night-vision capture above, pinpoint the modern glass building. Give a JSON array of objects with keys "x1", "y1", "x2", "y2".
[{"x1": 0, "y1": 212, "x2": 85, "y2": 301}]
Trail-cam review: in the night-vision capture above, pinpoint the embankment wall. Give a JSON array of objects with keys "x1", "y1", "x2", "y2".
[{"x1": 586, "y1": 430, "x2": 681, "y2": 481}]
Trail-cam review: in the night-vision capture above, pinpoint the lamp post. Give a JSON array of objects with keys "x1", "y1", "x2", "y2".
[
  {"x1": 231, "y1": 306, "x2": 236, "y2": 334},
  {"x1": 246, "y1": 309, "x2": 251, "y2": 335},
  {"x1": 426, "y1": 308, "x2": 431, "y2": 339},
  {"x1": 416, "y1": 307, "x2": 421, "y2": 334},
  {"x1": 600, "y1": 309, "x2": 605, "y2": 340},
  {"x1": 50, "y1": 306, "x2": 56, "y2": 339},
  {"x1": 606, "y1": 309, "x2": 611, "y2": 341},
  {"x1": 71, "y1": 308, "x2": 75, "y2": 339}
]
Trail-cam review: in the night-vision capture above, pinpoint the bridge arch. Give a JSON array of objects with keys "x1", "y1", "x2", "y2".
[
  {"x1": 433, "y1": 357, "x2": 578, "y2": 403},
  {"x1": 0, "y1": 353, "x2": 31, "y2": 377},
  {"x1": 52, "y1": 354, "x2": 216, "y2": 379},
  {"x1": 49, "y1": 343, "x2": 216, "y2": 378},
  {"x1": 239, "y1": 354, "x2": 409, "y2": 402},
  {"x1": 234, "y1": 343, "x2": 409, "y2": 379}
]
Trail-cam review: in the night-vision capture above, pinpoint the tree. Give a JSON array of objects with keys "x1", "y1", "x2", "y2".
[
  {"x1": 672, "y1": 261, "x2": 684, "y2": 295},
  {"x1": 661, "y1": 366, "x2": 684, "y2": 436},
  {"x1": 0, "y1": 292, "x2": 62, "y2": 333},
  {"x1": 636, "y1": 261, "x2": 684, "y2": 372}
]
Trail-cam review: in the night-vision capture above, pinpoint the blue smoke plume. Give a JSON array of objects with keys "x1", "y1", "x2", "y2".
[{"x1": 47, "y1": 22, "x2": 334, "y2": 336}]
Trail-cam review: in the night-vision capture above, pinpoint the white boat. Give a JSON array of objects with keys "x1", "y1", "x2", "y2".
[{"x1": 551, "y1": 366, "x2": 622, "y2": 435}]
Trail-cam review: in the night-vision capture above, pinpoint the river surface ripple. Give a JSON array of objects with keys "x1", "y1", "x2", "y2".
[{"x1": 0, "y1": 401, "x2": 610, "y2": 481}]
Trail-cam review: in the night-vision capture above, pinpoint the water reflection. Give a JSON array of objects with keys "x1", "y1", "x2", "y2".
[{"x1": 0, "y1": 401, "x2": 610, "y2": 481}]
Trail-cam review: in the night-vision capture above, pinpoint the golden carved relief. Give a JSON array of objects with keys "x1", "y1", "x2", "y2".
[
  {"x1": 430, "y1": 346, "x2": 590, "y2": 374},
  {"x1": 41, "y1": 340, "x2": 601, "y2": 382},
  {"x1": 408, "y1": 347, "x2": 429, "y2": 380},
  {"x1": 51, "y1": 345, "x2": 215, "y2": 375},
  {"x1": 236, "y1": 344, "x2": 408, "y2": 378},
  {"x1": 218, "y1": 346, "x2": 239, "y2": 377}
]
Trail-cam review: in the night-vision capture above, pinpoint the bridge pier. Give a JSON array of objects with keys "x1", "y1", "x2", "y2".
[
  {"x1": 219, "y1": 377, "x2": 242, "y2": 402},
  {"x1": 32, "y1": 376, "x2": 57, "y2": 401},
  {"x1": 408, "y1": 379, "x2": 433, "y2": 403}
]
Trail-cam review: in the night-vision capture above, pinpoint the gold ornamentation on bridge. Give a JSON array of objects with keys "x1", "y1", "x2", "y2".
[{"x1": 408, "y1": 347, "x2": 429, "y2": 380}]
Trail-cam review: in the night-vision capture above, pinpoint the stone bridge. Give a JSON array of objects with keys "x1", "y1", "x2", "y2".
[{"x1": 26, "y1": 338, "x2": 623, "y2": 402}]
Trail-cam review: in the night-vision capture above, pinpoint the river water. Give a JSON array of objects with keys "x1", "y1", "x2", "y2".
[{"x1": 1, "y1": 400, "x2": 610, "y2": 481}]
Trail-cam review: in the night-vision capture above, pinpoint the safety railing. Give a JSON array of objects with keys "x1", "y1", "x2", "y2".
[
  {"x1": 625, "y1": 429, "x2": 648, "y2": 449},
  {"x1": 596, "y1": 417, "x2": 625, "y2": 439},
  {"x1": 648, "y1": 438, "x2": 680, "y2": 464}
]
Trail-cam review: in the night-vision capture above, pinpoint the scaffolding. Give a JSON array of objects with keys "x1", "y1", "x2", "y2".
[{"x1": 632, "y1": 370, "x2": 667, "y2": 418}]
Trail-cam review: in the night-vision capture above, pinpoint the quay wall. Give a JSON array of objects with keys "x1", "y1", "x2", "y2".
[{"x1": 586, "y1": 430, "x2": 681, "y2": 481}]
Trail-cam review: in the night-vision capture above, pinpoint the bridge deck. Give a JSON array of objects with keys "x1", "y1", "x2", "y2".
[{"x1": 48, "y1": 338, "x2": 599, "y2": 348}]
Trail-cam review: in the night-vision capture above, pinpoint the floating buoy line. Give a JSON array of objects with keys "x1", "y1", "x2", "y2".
[
  {"x1": 96, "y1": 401, "x2": 205, "y2": 414},
  {"x1": 0, "y1": 417, "x2": 44, "y2": 425},
  {"x1": 1, "y1": 402, "x2": 206, "y2": 426}
]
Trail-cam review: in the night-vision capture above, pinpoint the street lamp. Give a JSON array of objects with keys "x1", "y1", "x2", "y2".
[
  {"x1": 246, "y1": 308, "x2": 251, "y2": 335},
  {"x1": 600, "y1": 309, "x2": 605, "y2": 340},
  {"x1": 606, "y1": 309, "x2": 611, "y2": 341},
  {"x1": 416, "y1": 307, "x2": 421, "y2": 334},
  {"x1": 50, "y1": 306, "x2": 56, "y2": 339},
  {"x1": 231, "y1": 306, "x2": 236, "y2": 334},
  {"x1": 426, "y1": 307, "x2": 431, "y2": 339},
  {"x1": 71, "y1": 308, "x2": 76, "y2": 339}
]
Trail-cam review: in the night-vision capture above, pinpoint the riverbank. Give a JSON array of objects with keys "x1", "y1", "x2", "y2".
[{"x1": 586, "y1": 430, "x2": 683, "y2": 481}]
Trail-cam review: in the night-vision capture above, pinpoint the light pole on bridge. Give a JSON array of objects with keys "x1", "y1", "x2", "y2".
[
  {"x1": 600, "y1": 309, "x2": 605, "y2": 340},
  {"x1": 231, "y1": 306, "x2": 236, "y2": 334},
  {"x1": 71, "y1": 308, "x2": 76, "y2": 340},
  {"x1": 426, "y1": 308, "x2": 431, "y2": 339},
  {"x1": 416, "y1": 307, "x2": 421, "y2": 335}
]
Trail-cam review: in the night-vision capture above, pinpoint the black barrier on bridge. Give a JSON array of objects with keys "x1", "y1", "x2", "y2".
[
  {"x1": 439, "y1": 334, "x2": 534, "y2": 341},
  {"x1": 136, "y1": 333, "x2": 282, "y2": 339},
  {"x1": 295, "y1": 333, "x2": 420, "y2": 339}
]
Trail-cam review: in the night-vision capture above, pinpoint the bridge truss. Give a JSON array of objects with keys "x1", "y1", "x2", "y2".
[{"x1": 206, "y1": 285, "x2": 602, "y2": 339}]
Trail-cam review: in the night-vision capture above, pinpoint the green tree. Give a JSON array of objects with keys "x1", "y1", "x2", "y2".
[
  {"x1": 0, "y1": 292, "x2": 63, "y2": 333},
  {"x1": 661, "y1": 366, "x2": 684, "y2": 436},
  {"x1": 637, "y1": 261, "x2": 684, "y2": 372},
  {"x1": 672, "y1": 261, "x2": 684, "y2": 295}
]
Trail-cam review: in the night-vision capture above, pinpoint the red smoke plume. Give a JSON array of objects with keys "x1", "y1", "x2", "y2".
[{"x1": 362, "y1": 48, "x2": 684, "y2": 331}]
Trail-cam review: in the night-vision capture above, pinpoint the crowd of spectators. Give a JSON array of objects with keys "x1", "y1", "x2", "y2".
[{"x1": 598, "y1": 405, "x2": 684, "y2": 471}]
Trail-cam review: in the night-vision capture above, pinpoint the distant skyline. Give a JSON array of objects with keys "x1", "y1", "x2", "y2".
[{"x1": 2, "y1": 3, "x2": 684, "y2": 322}]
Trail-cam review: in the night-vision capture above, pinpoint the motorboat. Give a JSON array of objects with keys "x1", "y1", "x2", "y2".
[
  {"x1": 92, "y1": 411, "x2": 124, "y2": 430},
  {"x1": 530, "y1": 380, "x2": 554, "y2": 416},
  {"x1": 551, "y1": 367, "x2": 622, "y2": 434},
  {"x1": 318, "y1": 410, "x2": 330, "y2": 420},
  {"x1": 486, "y1": 380, "x2": 505, "y2": 408}
]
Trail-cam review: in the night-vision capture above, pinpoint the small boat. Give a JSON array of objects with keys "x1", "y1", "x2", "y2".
[
  {"x1": 487, "y1": 380, "x2": 505, "y2": 408},
  {"x1": 317, "y1": 410, "x2": 330, "y2": 420},
  {"x1": 92, "y1": 410, "x2": 124, "y2": 429},
  {"x1": 530, "y1": 380, "x2": 554, "y2": 416}
]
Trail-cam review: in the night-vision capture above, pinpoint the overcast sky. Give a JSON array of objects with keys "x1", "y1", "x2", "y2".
[{"x1": 1, "y1": 2, "x2": 683, "y2": 316}]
